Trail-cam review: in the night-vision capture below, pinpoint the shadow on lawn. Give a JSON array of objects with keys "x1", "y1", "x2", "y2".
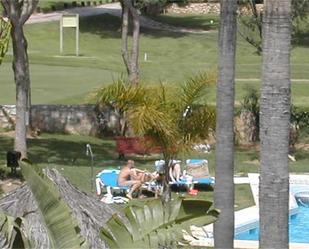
[
  {"x1": 0, "y1": 135, "x2": 158, "y2": 168},
  {"x1": 293, "y1": 30, "x2": 309, "y2": 47},
  {"x1": 0, "y1": 135, "x2": 117, "y2": 166},
  {"x1": 78, "y1": 13, "x2": 189, "y2": 39},
  {"x1": 0, "y1": 136, "x2": 14, "y2": 163},
  {"x1": 27, "y1": 136, "x2": 118, "y2": 166},
  {"x1": 147, "y1": 14, "x2": 219, "y2": 31}
]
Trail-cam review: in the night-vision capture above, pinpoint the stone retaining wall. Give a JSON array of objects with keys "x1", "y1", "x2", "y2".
[
  {"x1": 164, "y1": 3, "x2": 263, "y2": 15},
  {"x1": 0, "y1": 104, "x2": 120, "y2": 136},
  {"x1": 165, "y1": 3, "x2": 220, "y2": 14}
]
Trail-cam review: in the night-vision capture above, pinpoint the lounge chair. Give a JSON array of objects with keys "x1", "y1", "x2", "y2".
[
  {"x1": 168, "y1": 159, "x2": 214, "y2": 189},
  {"x1": 95, "y1": 169, "x2": 162, "y2": 197},
  {"x1": 95, "y1": 169, "x2": 128, "y2": 196},
  {"x1": 186, "y1": 159, "x2": 214, "y2": 185}
]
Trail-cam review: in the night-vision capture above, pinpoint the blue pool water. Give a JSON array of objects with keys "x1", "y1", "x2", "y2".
[{"x1": 235, "y1": 206, "x2": 309, "y2": 243}]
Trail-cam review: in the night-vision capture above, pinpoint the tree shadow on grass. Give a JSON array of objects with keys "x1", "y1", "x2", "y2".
[
  {"x1": 78, "y1": 13, "x2": 189, "y2": 39},
  {"x1": 147, "y1": 14, "x2": 219, "y2": 31},
  {"x1": 27, "y1": 136, "x2": 117, "y2": 166},
  {"x1": 293, "y1": 30, "x2": 309, "y2": 47},
  {"x1": 0, "y1": 136, "x2": 14, "y2": 163},
  {"x1": 1, "y1": 134, "x2": 162, "y2": 170}
]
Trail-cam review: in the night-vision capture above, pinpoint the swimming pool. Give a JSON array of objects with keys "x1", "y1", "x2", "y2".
[{"x1": 235, "y1": 186, "x2": 309, "y2": 243}]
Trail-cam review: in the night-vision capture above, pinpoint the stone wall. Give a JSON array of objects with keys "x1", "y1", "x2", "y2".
[
  {"x1": 0, "y1": 104, "x2": 120, "y2": 136},
  {"x1": 0, "y1": 104, "x2": 263, "y2": 145},
  {"x1": 164, "y1": 3, "x2": 263, "y2": 15},
  {"x1": 0, "y1": 105, "x2": 16, "y2": 130},
  {"x1": 165, "y1": 3, "x2": 220, "y2": 14}
]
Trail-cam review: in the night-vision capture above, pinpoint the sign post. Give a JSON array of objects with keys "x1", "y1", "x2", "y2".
[{"x1": 60, "y1": 14, "x2": 79, "y2": 56}]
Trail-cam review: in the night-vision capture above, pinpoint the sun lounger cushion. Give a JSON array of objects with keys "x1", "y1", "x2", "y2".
[{"x1": 186, "y1": 159, "x2": 209, "y2": 178}]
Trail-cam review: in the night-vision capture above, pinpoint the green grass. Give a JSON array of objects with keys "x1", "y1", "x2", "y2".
[
  {"x1": 38, "y1": 0, "x2": 109, "y2": 12},
  {"x1": 1, "y1": 14, "x2": 308, "y2": 105}
]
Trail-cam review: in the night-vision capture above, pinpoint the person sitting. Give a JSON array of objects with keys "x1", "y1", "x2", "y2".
[
  {"x1": 118, "y1": 160, "x2": 143, "y2": 200},
  {"x1": 169, "y1": 162, "x2": 182, "y2": 183},
  {"x1": 169, "y1": 161, "x2": 194, "y2": 191}
]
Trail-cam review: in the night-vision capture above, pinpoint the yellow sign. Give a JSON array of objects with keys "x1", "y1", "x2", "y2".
[{"x1": 62, "y1": 15, "x2": 78, "y2": 28}]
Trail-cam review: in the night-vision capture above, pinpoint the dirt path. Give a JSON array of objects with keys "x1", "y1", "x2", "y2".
[{"x1": 27, "y1": 3, "x2": 213, "y2": 34}]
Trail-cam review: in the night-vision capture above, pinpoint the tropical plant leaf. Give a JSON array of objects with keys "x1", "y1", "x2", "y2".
[
  {"x1": 105, "y1": 214, "x2": 134, "y2": 248},
  {"x1": 180, "y1": 71, "x2": 216, "y2": 108},
  {"x1": 0, "y1": 211, "x2": 30, "y2": 249},
  {"x1": 176, "y1": 198, "x2": 214, "y2": 221},
  {"x1": 20, "y1": 161, "x2": 86, "y2": 249},
  {"x1": 100, "y1": 227, "x2": 118, "y2": 249},
  {"x1": 123, "y1": 206, "x2": 141, "y2": 241},
  {"x1": 167, "y1": 197, "x2": 183, "y2": 223},
  {"x1": 101, "y1": 197, "x2": 219, "y2": 249}
]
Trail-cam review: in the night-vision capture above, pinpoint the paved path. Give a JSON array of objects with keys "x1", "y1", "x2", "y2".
[{"x1": 27, "y1": 3, "x2": 212, "y2": 34}]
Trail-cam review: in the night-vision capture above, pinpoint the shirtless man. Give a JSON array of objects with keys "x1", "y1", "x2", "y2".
[{"x1": 118, "y1": 160, "x2": 143, "y2": 199}]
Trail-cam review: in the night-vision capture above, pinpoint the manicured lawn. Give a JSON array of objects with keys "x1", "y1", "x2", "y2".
[
  {"x1": 38, "y1": 0, "x2": 109, "y2": 12},
  {"x1": 1, "y1": 14, "x2": 308, "y2": 105}
]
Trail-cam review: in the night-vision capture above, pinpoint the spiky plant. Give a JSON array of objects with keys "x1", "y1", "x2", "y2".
[{"x1": 95, "y1": 72, "x2": 216, "y2": 201}]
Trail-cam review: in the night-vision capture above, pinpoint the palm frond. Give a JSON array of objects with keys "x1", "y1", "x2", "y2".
[
  {"x1": 0, "y1": 212, "x2": 30, "y2": 249},
  {"x1": 184, "y1": 105, "x2": 216, "y2": 141},
  {"x1": 95, "y1": 78, "x2": 147, "y2": 113},
  {"x1": 20, "y1": 161, "x2": 86, "y2": 249},
  {"x1": 127, "y1": 104, "x2": 175, "y2": 137},
  {"x1": 100, "y1": 197, "x2": 219, "y2": 249},
  {"x1": 179, "y1": 71, "x2": 216, "y2": 108}
]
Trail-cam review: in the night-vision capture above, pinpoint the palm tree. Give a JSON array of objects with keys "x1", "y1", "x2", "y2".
[
  {"x1": 1, "y1": 0, "x2": 39, "y2": 158},
  {"x1": 120, "y1": 0, "x2": 140, "y2": 84},
  {"x1": 95, "y1": 73, "x2": 216, "y2": 202},
  {"x1": 259, "y1": 0, "x2": 292, "y2": 248},
  {"x1": 213, "y1": 0, "x2": 237, "y2": 248}
]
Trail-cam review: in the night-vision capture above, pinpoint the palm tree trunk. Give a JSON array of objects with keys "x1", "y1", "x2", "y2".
[
  {"x1": 214, "y1": 0, "x2": 237, "y2": 248},
  {"x1": 259, "y1": 0, "x2": 292, "y2": 248},
  {"x1": 121, "y1": 0, "x2": 140, "y2": 85},
  {"x1": 129, "y1": 4, "x2": 140, "y2": 84},
  {"x1": 121, "y1": 1, "x2": 130, "y2": 76}
]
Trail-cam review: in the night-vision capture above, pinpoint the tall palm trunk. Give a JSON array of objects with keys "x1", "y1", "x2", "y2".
[
  {"x1": 214, "y1": 0, "x2": 237, "y2": 248},
  {"x1": 121, "y1": 0, "x2": 140, "y2": 85},
  {"x1": 259, "y1": 0, "x2": 292, "y2": 248}
]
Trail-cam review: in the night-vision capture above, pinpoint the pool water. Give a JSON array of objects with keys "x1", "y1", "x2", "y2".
[{"x1": 235, "y1": 206, "x2": 309, "y2": 243}]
